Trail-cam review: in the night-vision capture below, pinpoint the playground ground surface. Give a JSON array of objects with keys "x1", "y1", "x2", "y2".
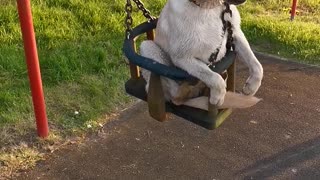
[{"x1": 18, "y1": 54, "x2": 320, "y2": 179}]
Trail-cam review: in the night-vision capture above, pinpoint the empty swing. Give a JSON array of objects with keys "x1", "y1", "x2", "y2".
[{"x1": 123, "y1": 0, "x2": 236, "y2": 130}]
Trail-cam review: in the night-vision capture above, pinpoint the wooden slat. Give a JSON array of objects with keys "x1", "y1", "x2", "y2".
[
  {"x1": 130, "y1": 41, "x2": 140, "y2": 79},
  {"x1": 145, "y1": 30, "x2": 167, "y2": 121},
  {"x1": 129, "y1": 63, "x2": 140, "y2": 79},
  {"x1": 130, "y1": 30, "x2": 153, "y2": 80},
  {"x1": 146, "y1": 30, "x2": 155, "y2": 40},
  {"x1": 227, "y1": 61, "x2": 236, "y2": 92},
  {"x1": 208, "y1": 58, "x2": 236, "y2": 126},
  {"x1": 208, "y1": 102, "x2": 219, "y2": 118},
  {"x1": 214, "y1": 108, "x2": 233, "y2": 129},
  {"x1": 147, "y1": 73, "x2": 167, "y2": 122}
]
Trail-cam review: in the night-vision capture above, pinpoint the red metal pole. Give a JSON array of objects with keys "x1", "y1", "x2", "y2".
[
  {"x1": 17, "y1": 0, "x2": 49, "y2": 138},
  {"x1": 290, "y1": 0, "x2": 298, "y2": 21}
]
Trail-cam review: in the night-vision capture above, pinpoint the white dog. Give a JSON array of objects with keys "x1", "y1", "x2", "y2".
[{"x1": 140, "y1": 0, "x2": 263, "y2": 110}]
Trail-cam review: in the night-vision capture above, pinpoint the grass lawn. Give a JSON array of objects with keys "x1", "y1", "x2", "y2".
[
  {"x1": 0, "y1": 0, "x2": 319, "y2": 177},
  {"x1": 239, "y1": 0, "x2": 320, "y2": 64}
]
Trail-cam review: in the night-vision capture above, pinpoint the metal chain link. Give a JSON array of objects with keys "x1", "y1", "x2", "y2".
[
  {"x1": 223, "y1": 3, "x2": 235, "y2": 51},
  {"x1": 125, "y1": 0, "x2": 154, "y2": 39},
  {"x1": 125, "y1": 0, "x2": 133, "y2": 39},
  {"x1": 208, "y1": 2, "x2": 234, "y2": 68},
  {"x1": 132, "y1": 0, "x2": 154, "y2": 21}
]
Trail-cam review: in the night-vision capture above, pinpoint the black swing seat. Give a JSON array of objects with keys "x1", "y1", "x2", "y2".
[
  {"x1": 123, "y1": 19, "x2": 236, "y2": 130},
  {"x1": 125, "y1": 77, "x2": 233, "y2": 130}
]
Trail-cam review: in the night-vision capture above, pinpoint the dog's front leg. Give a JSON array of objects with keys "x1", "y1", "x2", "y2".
[
  {"x1": 233, "y1": 29, "x2": 263, "y2": 95},
  {"x1": 173, "y1": 57, "x2": 226, "y2": 106}
]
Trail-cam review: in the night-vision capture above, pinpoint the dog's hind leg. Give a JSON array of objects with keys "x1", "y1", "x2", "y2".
[
  {"x1": 170, "y1": 56, "x2": 227, "y2": 106},
  {"x1": 140, "y1": 40, "x2": 180, "y2": 101}
]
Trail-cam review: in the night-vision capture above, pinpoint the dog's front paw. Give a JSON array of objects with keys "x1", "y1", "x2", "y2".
[
  {"x1": 209, "y1": 77, "x2": 227, "y2": 106},
  {"x1": 243, "y1": 74, "x2": 262, "y2": 96}
]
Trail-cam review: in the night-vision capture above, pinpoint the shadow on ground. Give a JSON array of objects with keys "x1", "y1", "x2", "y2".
[{"x1": 238, "y1": 136, "x2": 320, "y2": 179}]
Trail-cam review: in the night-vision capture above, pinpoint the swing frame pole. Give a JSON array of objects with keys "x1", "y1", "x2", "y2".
[
  {"x1": 290, "y1": 0, "x2": 298, "y2": 21},
  {"x1": 17, "y1": 0, "x2": 49, "y2": 138}
]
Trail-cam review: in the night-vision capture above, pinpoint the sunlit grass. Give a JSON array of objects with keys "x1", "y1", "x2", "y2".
[{"x1": 239, "y1": 0, "x2": 320, "y2": 64}]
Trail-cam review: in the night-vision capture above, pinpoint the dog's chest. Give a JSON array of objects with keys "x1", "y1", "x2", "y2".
[
  {"x1": 155, "y1": 2, "x2": 237, "y2": 64},
  {"x1": 192, "y1": 17, "x2": 227, "y2": 62},
  {"x1": 165, "y1": 5, "x2": 229, "y2": 63}
]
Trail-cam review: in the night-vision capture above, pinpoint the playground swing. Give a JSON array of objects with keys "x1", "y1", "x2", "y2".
[{"x1": 123, "y1": 0, "x2": 237, "y2": 130}]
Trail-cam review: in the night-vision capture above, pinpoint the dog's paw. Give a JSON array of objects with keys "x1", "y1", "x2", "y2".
[
  {"x1": 209, "y1": 77, "x2": 227, "y2": 106},
  {"x1": 242, "y1": 75, "x2": 262, "y2": 96}
]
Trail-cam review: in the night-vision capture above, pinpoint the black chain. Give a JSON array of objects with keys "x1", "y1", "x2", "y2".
[
  {"x1": 125, "y1": 0, "x2": 133, "y2": 39},
  {"x1": 132, "y1": 0, "x2": 154, "y2": 21},
  {"x1": 222, "y1": 3, "x2": 235, "y2": 51},
  {"x1": 125, "y1": 0, "x2": 154, "y2": 39},
  {"x1": 208, "y1": 2, "x2": 234, "y2": 69}
]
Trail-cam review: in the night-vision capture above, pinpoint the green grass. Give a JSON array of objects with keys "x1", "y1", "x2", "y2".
[
  {"x1": 0, "y1": 0, "x2": 139, "y2": 145},
  {"x1": 239, "y1": 0, "x2": 320, "y2": 63},
  {"x1": 0, "y1": 0, "x2": 319, "y2": 176}
]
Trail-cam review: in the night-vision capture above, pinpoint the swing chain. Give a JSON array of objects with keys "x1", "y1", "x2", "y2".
[
  {"x1": 132, "y1": 0, "x2": 154, "y2": 21},
  {"x1": 125, "y1": 0, "x2": 133, "y2": 39},
  {"x1": 125, "y1": 0, "x2": 154, "y2": 39}
]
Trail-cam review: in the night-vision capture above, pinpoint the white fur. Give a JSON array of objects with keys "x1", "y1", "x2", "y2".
[{"x1": 140, "y1": 0, "x2": 263, "y2": 108}]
